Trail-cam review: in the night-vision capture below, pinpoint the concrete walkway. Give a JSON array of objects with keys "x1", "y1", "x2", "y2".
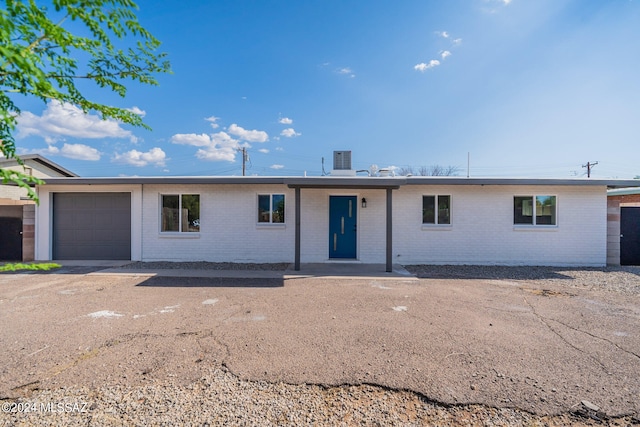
[{"x1": 70, "y1": 261, "x2": 419, "y2": 280}]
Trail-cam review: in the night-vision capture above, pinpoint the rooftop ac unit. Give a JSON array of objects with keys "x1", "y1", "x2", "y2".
[{"x1": 333, "y1": 151, "x2": 352, "y2": 170}]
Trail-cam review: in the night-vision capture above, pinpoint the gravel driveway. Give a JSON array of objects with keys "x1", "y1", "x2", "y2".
[{"x1": 1, "y1": 264, "x2": 639, "y2": 426}]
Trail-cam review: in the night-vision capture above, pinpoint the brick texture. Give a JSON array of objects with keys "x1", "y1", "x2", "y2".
[{"x1": 393, "y1": 185, "x2": 606, "y2": 266}]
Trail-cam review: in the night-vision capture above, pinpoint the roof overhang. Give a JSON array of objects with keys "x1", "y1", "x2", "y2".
[
  {"x1": 286, "y1": 177, "x2": 403, "y2": 189},
  {"x1": 29, "y1": 155, "x2": 77, "y2": 177},
  {"x1": 32, "y1": 175, "x2": 640, "y2": 189},
  {"x1": 0, "y1": 154, "x2": 77, "y2": 177},
  {"x1": 38, "y1": 176, "x2": 288, "y2": 186},
  {"x1": 607, "y1": 187, "x2": 640, "y2": 196},
  {"x1": 404, "y1": 177, "x2": 640, "y2": 188}
]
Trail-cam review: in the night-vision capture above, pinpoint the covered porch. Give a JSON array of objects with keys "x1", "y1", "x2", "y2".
[{"x1": 287, "y1": 177, "x2": 401, "y2": 272}]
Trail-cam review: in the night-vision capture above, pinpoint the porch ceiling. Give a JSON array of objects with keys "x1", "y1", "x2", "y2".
[{"x1": 286, "y1": 177, "x2": 402, "y2": 189}]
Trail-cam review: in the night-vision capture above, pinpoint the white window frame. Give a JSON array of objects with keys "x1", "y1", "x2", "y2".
[
  {"x1": 513, "y1": 195, "x2": 558, "y2": 228},
  {"x1": 422, "y1": 194, "x2": 452, "y2": 229},
  {"x1": 159, "y1": 193, "x2": 201, "y2": 235},
  {"x1": 257, "y1": 193, "x2": 286, "y2": 226}
]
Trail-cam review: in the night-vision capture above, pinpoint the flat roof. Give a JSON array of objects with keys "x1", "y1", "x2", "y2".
[
  {"x1": 404, "y1": 176, "x2": 640, "y2": 188},
  {"x1": 607, "y1": 187, "x2": 640, "y2": 196},
  {"x1": 35, "y1": 175, "x2": 640, "y2": 189}
]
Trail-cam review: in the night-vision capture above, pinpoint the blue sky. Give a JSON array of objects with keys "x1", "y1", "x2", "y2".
[{"x1": 12, "y1": 0, "x2": 640, "y2": 178}]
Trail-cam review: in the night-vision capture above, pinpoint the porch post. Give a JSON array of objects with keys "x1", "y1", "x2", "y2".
[
  {"x1": 386, "y1": 188, "x2": 392, "y2": 273},
  {"x1": 295, "y1": 186, "x2": 301, "y2": 271}
]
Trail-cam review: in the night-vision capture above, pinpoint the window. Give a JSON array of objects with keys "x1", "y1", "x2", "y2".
[
  {"x1": 514, "y1": 196, "x2": 556, "y2": 226},
  {"x1": 161, "y1": 194, "x2": 200, "y2": 232},
  {"x1": 258, "y1": 194, "x2": 285, "y2": 223},
  {"x1": 423, "y1": 195, "x2": 451, "y2": 225}
]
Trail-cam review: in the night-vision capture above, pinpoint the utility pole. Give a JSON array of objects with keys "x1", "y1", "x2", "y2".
[
  {"x1": 238, "y1": 147, "x2": 248, "y2": 176},
  {"x1": 582, "y1": 161, "x2": 598, "y2": 178},
  {"x1": 467, "y1": 152, "x2": 470, "y2": 178}
]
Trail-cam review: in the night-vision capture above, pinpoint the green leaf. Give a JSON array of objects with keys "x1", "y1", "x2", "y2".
[{"x1": 0, "y1": 0, "x2": 171, "y2": 201}]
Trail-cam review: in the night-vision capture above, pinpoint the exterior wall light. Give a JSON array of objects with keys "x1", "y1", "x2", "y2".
[{"x1": 361, "y1": 197, "x2": 367, "y2": 208}]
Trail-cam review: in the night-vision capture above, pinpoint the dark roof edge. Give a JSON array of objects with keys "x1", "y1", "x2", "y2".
[
  {"x1": 39, "y1": 176, "x2": 288, "y2": 185},
  {"x1": 403, "y1": 177, "x2": 640, "y2": 188},
  {"x1": 30, "y1": 156, "x2": 78, "y2": 177},
  {"x1": 0, "y1": 154, "x2": 78, "y2": 177}
]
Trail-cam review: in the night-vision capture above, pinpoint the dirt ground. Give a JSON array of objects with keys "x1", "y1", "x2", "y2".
[{"x1": 1, "y1": 266, "x2": 639, "y2": 425}]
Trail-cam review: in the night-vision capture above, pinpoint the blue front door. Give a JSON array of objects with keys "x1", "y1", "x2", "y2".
[{"x1": 329, "y1": 196, "x2": 357, "y2": 258}]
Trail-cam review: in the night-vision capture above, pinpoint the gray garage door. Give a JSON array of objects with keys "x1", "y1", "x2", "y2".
[{"x1": 53, "y1": 193, "x2": 131, "y2": 260}]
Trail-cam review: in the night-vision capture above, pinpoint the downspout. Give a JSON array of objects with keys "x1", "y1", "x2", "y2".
[
  {"x1": 295, "y1": 186, "x2": 301, "y2": 271},
  {"x1": 386, "y1": 188, "x2": 392, "y2": 273},
  {"x1": 140, "y1": 184, "x2": 144, "y2": 262}
]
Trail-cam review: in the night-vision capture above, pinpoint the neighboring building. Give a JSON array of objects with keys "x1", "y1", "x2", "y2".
[
  {"x1": 607, "y1": 187, "x2": 640, "y2": 266},
  {"x1": 0, "y1": 154, "x2": 77, "y2": 261},
  {"x1": 33, "y1": 173, "x2": 640, "y2": 267},
  {"x1": 0, "y1": 154, "x2": 77, "y2": 201}
]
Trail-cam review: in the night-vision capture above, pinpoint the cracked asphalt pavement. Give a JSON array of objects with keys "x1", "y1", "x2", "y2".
[{"x1": 0, "y1": 267, "x2": 639, "y2": 418}]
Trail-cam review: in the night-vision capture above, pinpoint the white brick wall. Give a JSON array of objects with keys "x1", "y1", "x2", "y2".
[
  {"x1": 143, "y1": 186, "x2": 391, "y2": 264},
  {"x1": 142, "y1": 184, "x2": 295, "y2": 262},
  {"x1": 393, "y1": 185, "x2": 607, "y2": 266},
  {"x1": 35, "y1": 182, "x2": 608, "y2": 266}
]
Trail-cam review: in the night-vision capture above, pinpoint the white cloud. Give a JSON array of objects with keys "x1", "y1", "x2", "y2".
[
  {"x1": 17, "y1": 100, "x2": 138, "y2": 143},
  {"x1": 196, "y1": 146, "x2": 236, "y2": 162},
  {"x1": 211, "y1": 132, "x2": 240, "y2": 146},
  {"x1": 414, "y1": 60, "x2": 440, "y2": 72},
  {"x1": 113, "y1": 147, "x2": 167, "y2": 167},
  {"x1": 258, "y1": 148, "x2": 269, "y2": 154},
  {"x1": 127, "y1": 106, "x2": 146, "y2": 118},
  {"x1": 337, "y1": 67, "x2": 356, "y2": 78},
  {"x1": 197, "y1": 132, "x2": 244, "y2": 162},
  {"x1": 437, "y1": 31, "x2": 449, "y2": 38},
  {"x1": 275, "y1": 147, "x2": 284, "y2": 152},
  {"x1": 279, "y1": 117, "x2": 293, "y2": 125},
  {"x1": 171, "y1": 130, "x2": 249, "y2": 162},
  {"x1": 45, "y1": 143, "x2": 101, "y2": 161},
  {"x1": 228, "y1": 123, "x2": 268, "y2": 143},
  {"x1": 441, "y1": 50, "x2": 452, "y2": 60},
  {"x1": 205, "y1": 116, "x2": 220, "y2": 129},
  {"x1": 280, "y1": 128, "x2": 301, "y2": 138},
  {"x1": 270, "y1": 164, "x2": 285, "y2": 170},
  {"x1": 452, "y1": 38, "x2": 462, "y2": 46},
  {"x1": 171, "y1": 121, "x2": 273, "y2": 163},
  {"x1": 170, "y1": 133, "x2": 212, "y2": 147}
]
